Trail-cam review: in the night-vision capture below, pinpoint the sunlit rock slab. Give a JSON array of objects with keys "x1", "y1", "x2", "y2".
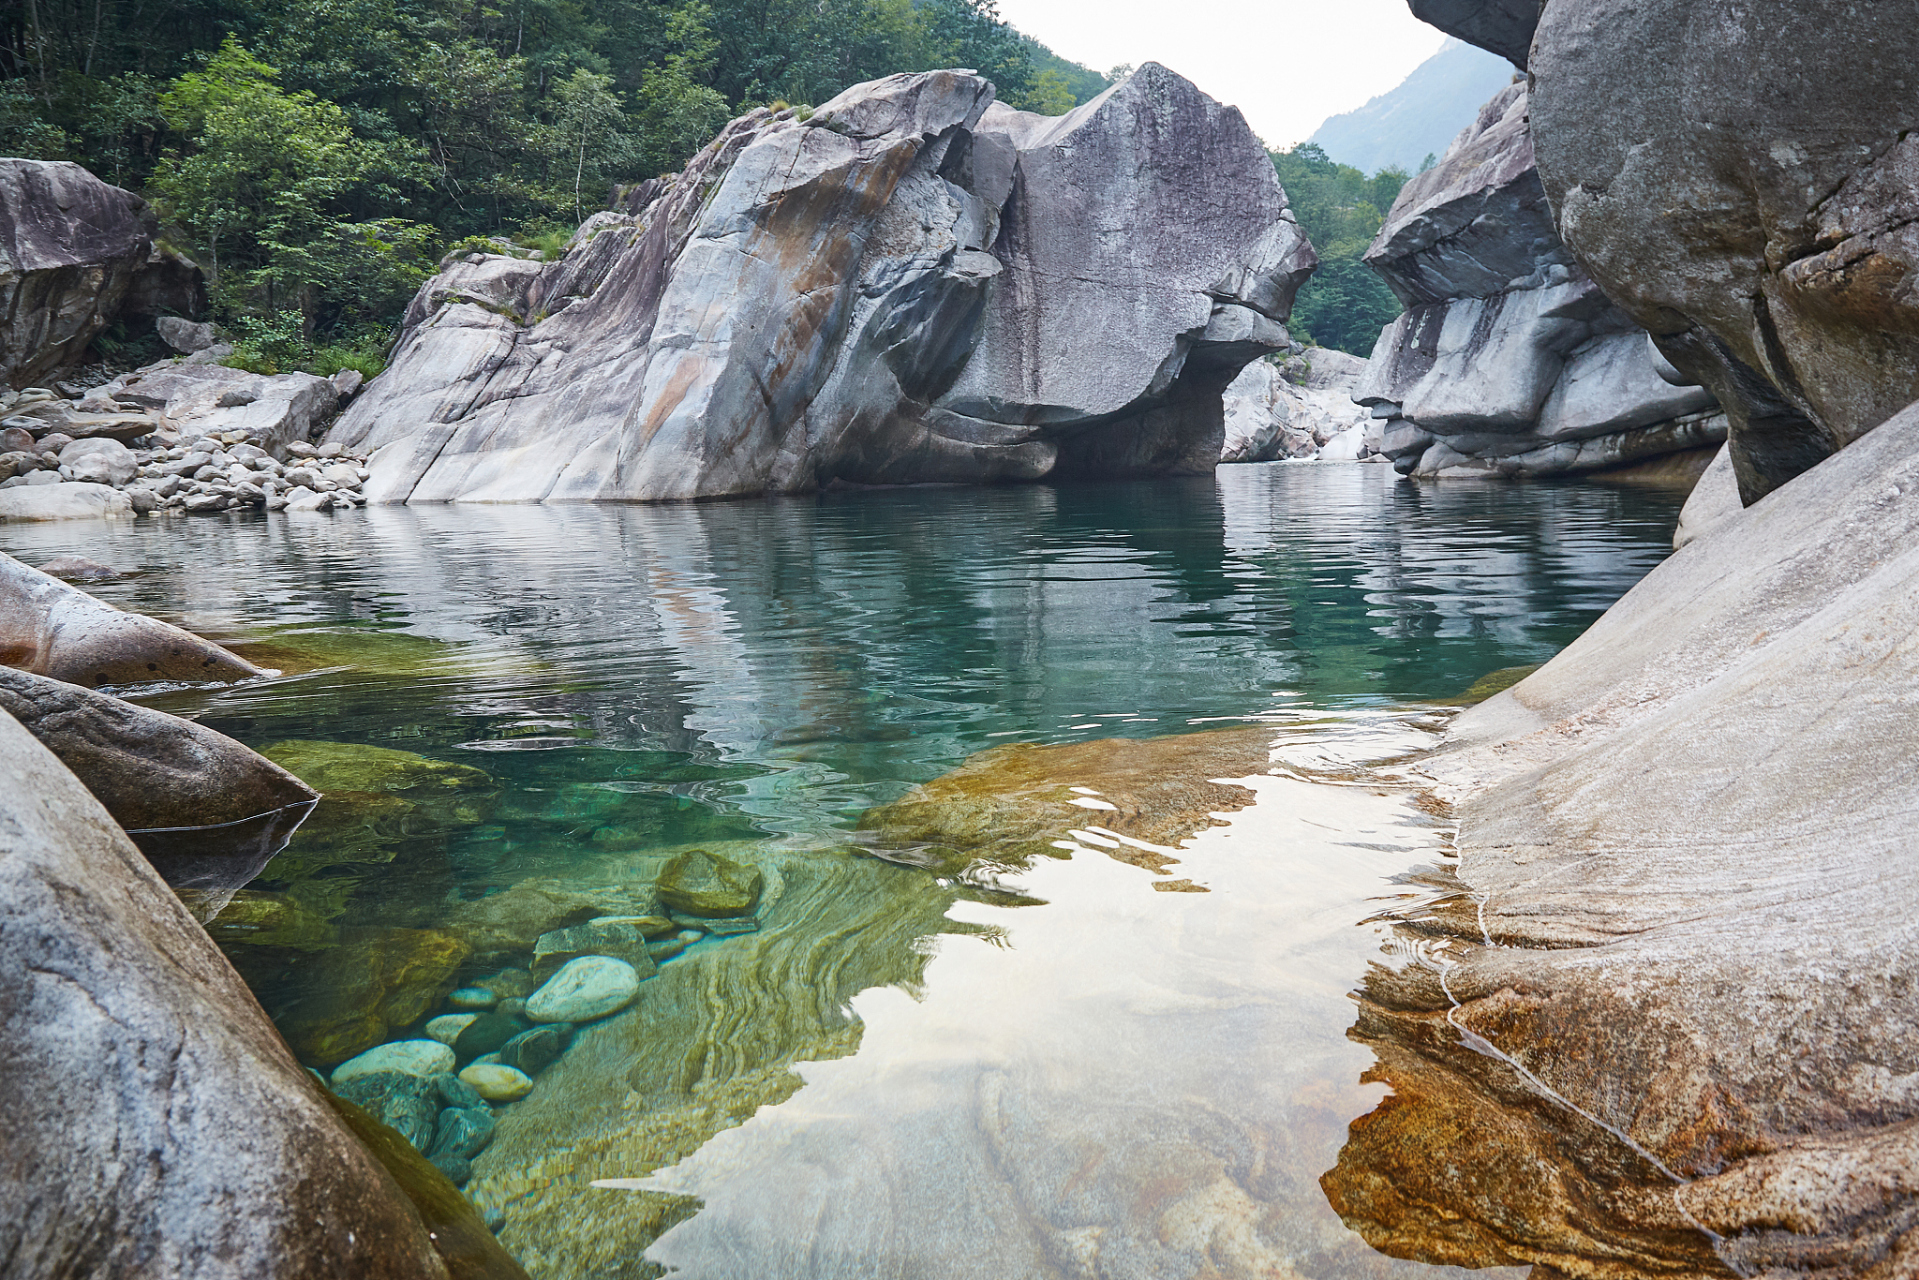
[{"x1": 1325, "y1": 398, "x2": 1919, "y2": 1275}]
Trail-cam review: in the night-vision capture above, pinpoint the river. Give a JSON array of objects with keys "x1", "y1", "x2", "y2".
[{"x1": 4, "y1": 463, "x2": 1687, "y2": 1278}]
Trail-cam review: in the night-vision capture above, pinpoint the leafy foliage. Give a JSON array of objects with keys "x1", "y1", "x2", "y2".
[
  {"x1": 149, "y1": 39, "x2": 435, "y2": 333},
  {"x1": 1271, "y1": 142, "x2": 1409, "y2": 356}
]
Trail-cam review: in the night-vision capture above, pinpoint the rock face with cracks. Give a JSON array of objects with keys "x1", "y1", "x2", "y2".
[
  {"x1": 330, "y1": 65, "x2": 1313, "y2": 502},
  {"x1": 1354, "y1": 81, "x2": 1723, "y2": 479},
  {"x1": 0, "y1": 158, "x2": 203, "y2": 389},
  {"x1": 0, "y1": 709, "x2": 525, "y2": 1280},
  {"x1": 1323, "y1": 398, "x2": 1919, "y2": 1277},
  {"x1": 1528, "y1": 0, "x2": 1919, "y2": 505}
]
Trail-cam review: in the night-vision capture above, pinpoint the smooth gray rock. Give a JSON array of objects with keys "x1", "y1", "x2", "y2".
[
  {"x1": 1671, "y1": 443, "x2": 1737, "y2": 549},
  {"x1": 156, "y1": 316, "x2": 217, "y2": 353},
  {"x1": 1355, "y1": 83, "x2": 1718, "y2": 478},
  {"x1": 0, "y1": 709, "x2": 474, "y2": 1280},
  {"x1": 0, "y1": 667, "x2": 317, "y2": 919},
  {"x1": 59, "y1": 437, "x2": 136, "y2": 486},
  {"x1": 332, "y1": 66, "x2": 1313, "y2": 502},
  {"x1": 0, "y1": 549, "x2": 265, "y2": 685},
  {"x1": 1219, "y1": 353, "x2": 1370, "y2": 463},
  {"x1": 1342, "y1": 396, "x2": 1919, "y2": 1276},
  {"x1": 1407, "y1": 0, "x2": 1541, "y2": 67},
  {"x1": 332, "y1": 1071, "x2": 443, "y2": 1152},
  {"x1": 98, "y1": 362, "x2": 338, "y2": 456},
  {"x1": 525, "y1": 956, "x2": 642, "y2": 1024},
  {"x1": 1529, "y1": 0, "x2": 1919, "y2": 504},
  {"x1": 0, "y1": 482, "x2": 132, "y2": 522},
  {"x1": 0, "y1": 159, "x2": 204, "y2": 388}
]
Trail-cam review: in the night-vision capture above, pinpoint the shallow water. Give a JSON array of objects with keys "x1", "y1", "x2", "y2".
[{"x1": 4, "y1": 464, "x2": 1686, "y2": 1277}]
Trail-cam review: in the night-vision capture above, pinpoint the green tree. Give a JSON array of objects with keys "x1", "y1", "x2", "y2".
[
  {"x1": 151, "y1": 38, "x2": 433, "y2": 334},
  {"x1": 1271, "y1": 142, "x2": 1409, "y2": 355}
]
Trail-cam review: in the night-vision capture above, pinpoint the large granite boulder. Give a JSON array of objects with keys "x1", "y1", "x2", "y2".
[
  {"x1": 330, "y1": 65, "x2": 1313, "y2": 502},
  {"x1": 1528, "y1": 0, "x2": 1919, "y2": 504},
  {"x1": 0, "y1": 667, "x2": 317, "y2": 919},
  {"x1": 0, "y1": 709, "x2": 525, "y2": 1280},
  {"x1": 95, "y1": 360, "x2": 340, "y2": 456},
  {"x1": 1354, "y1": 82, "x2": 1724, "y2": 479},
  {"x1": 1324, "y1": 397, "x2": 1919, "y2": 1275},
  {"x1": 0, "y1": 550, "x2": 266, "y2": 686},
  {"x1": 0, "y1": 159, "x2": 203, "y2": 389}
]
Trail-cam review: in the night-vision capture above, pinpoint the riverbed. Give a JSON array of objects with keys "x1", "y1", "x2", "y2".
[{"x1": 3, "y1": 464, "x2": 1687, "y2": 1278}]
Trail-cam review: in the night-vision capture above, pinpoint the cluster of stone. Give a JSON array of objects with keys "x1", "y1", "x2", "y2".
[
  {"x1": 317, "y1": 846, "x2": 764, "y2": 1188},
  {"x1": 0, "y1": 356, "x2": 368, "y2": 520}
]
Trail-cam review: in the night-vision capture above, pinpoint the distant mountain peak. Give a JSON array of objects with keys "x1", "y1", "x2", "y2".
[{"x1": 1307, "y1": 40, "x2": 1515, "y2": 176}]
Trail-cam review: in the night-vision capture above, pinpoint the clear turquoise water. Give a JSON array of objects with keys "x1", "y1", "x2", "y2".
[{"x1": 3, "y1": 464, "x2": 1687, "y2": 1277}]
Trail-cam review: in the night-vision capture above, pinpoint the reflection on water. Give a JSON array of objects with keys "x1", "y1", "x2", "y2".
[{"x1": 1, "y1": 466, "x2": 1685, "y2": 1277}]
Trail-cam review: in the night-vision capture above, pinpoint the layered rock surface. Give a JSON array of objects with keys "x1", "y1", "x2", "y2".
[
  {"x1": 1323, "y1": 399, "x2": 1919, "y2": 1274},
  {"x1": 1354, "y1": 82, "x2": 1724, "y2": 479},
  {"x1": 0, "y1": 708, "x2": 525, "y2": 1280},
  {"x1": 1529, "y1": 0, "x2": 1919, "y2": 504},
  {"x1": 0, "y1": 158, "x2": 203, "y2": 388},
  {"x1": 330, "y1": 65, "x2": 1313, "y2": 502}
]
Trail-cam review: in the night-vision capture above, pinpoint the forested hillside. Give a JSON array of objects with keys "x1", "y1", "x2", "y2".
[
  {"x1": 1270, "y1": 143, "x2": 1406, "y2": 356},
  {"x1": 0, "y1": 0, "x2": 1106, "y2": 365}
]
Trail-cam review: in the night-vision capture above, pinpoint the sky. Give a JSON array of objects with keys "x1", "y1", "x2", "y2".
[{"x1": 993, "y1": 0, "x2": 1448, "y2": 148}]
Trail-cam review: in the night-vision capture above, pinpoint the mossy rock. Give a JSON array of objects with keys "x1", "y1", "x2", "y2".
[
  {"x1": 444, "y1": 879, "x2": 659, "y2": 959},
  {"x1": 275, "y1": 927, "x2": 472, "y2": 1066},
  {"x1": 264, "y1": 740, "x2": 497, "y2": 806},
  {"x1": 857, "y1": 726, "x2": 1277, "y2": 877},
  {"x1": 208, "y1": 886, "x2": 346, "y2": 950},
  {"x1": 656, "y1": 848, "x2": 763, "y2": 918},
  {"x1": 224, "y1": 626, "x2": 464, "y2": 679},
  {"x1": 322, "y1": 1090, "x2": 532, "y2": 1280}
]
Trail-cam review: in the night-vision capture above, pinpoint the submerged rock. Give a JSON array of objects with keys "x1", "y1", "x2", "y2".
[
  {"x1": 0, "y1": 550, "x2": 265, "y2": 685},
  {"x1": 1355, "y1": 81, "x2": 1723, "y2": 479},
  {"x1": 525, "y1": 955, "x2": 642, "y2": 1024},
  {"x1": 330, "y1": 65, "x2": 1313, "y2": 502},
  {"x1": 277, "y1": 929, "x2": 473, "y2": 1066},
  {"x1": 859, "y1": 725, "x2": 1275, "y2": 877},
  {"x1": 445, "y1": 878, "x2": 656, "y2": 960},
  {"x1": 496, "y1": 1024, "x2": 572, "y2": 1076},
  {"x1": 332, "y1": 1039, "x2": 458, "y2": 1086},
  {"x1": 531, "y1": 918, "x2": 660, "y2": 981},
  {"x1": 459, "y1": 1063, "x2": 534, "y2": 1103},
  {"x1": 0, "y1": 708, "x2": 512, "y2": 1279},
  {"x1": 1326, "y1": 396, "x2": 1919, "y2": 1275},
  {"x1": 656, "y1": 848, "x2": 763, "y2": 919},
  {"x1": 1529, "y1": 0, "x2": 1919, "y2": 504}
]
